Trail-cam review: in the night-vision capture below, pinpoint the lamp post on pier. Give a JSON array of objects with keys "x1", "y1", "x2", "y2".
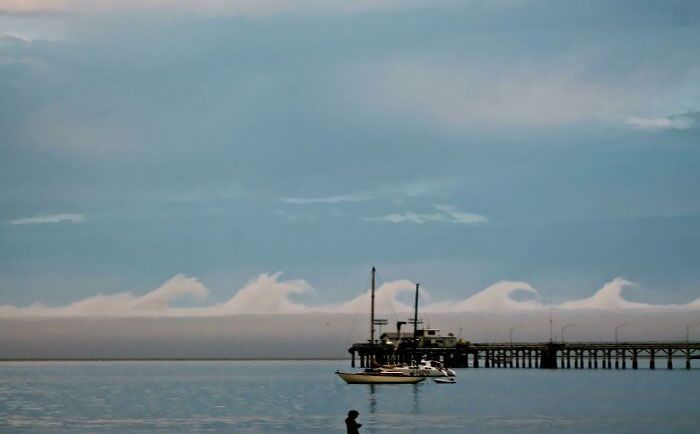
[
  {"x1": 509, "y1": 325, "x2": 522, "y2": 344},
  {"x1": 686, "y1": 321, "x2": 700, "y2": 342},
  {"x1": 615, "y1": 322, "x2": 629, "y2": 344},
  {"x1": 560, "y1": 323, "x2": 574, "y2": 343}
]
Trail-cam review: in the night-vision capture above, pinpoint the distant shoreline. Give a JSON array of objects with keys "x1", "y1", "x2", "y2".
[{"x1": 0, "y1": 357, "x2": 347, "y2": 362}]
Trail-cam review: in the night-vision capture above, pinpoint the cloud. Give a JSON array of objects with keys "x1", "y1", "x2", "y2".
[
  {"x1": 274, "y1": 210, "x2": 317, "y2": 223},
  {"x1": 317, "y1": 279, "x2": 416, "y2": 314},
  {"x1": 0, "y1": 33, "x2": 30, "y2": 45},
  {"x1": 0, "y1": 0, "x2": 437, "y2": 17},
  {"x1": 558, "y1": 278, "x2": 651, "y2": 310},
  {"x1": 8, "y1": 213, "x2": 85, "y2": 225},
  {"x1": 371, "y1": 62, "x2": 646, "y2": 128},
  {"x1": 2, "y1": 273, "x2": 699, "y2": 318},
  {"x1": 365, "y1": 204, "x2": 487, "y2": 224},
  {"x1": 625, "y1": 114, "x2": 696, "y2": 131},
  {"x1": 365, "y1": 211, "x2": 443, "y2": 224},
  {"x1": 280, "y1": 179, "x2": 458, "y2": 206},
  {"x1": 425, "y1": 281, "x2": 541, "y2": 313},
  {"x1": 281, "y1": 193, "x2": 375, "y2": 205},
  {"x1": 130, "y1": 274, "x2": 209, "y2": 310},
  {"x1": 434, "y1": 204, "x2": 488, "y2": 224},
  {"x1": 204, "y1": 272, "x2": 312, "y2": 315},
  {"x1": 0, "y1": 274, "x2": 208, "y2": 317},
  {"x1": 0, "y1": 0, "x2": 66, "y2": 15},
  {"x1": 687, "y1": 297, "x2": 700, "y2": 310}
]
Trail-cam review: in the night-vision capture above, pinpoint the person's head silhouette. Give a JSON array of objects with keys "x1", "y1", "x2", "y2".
[{"x1": 348, "y1": 410, "x2": 359, "y2": 419}]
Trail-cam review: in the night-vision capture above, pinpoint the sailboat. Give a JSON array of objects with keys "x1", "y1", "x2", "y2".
[{"x1": 336, "y1": 267, "x2": 426, "y2": 384}]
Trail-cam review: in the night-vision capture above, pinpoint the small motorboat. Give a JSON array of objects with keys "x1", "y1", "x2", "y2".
[
  {"x1": 433, "y1": 377, "x2": 456, "y2": 384},
  {"x1": 419, "y1": 359, "x2": 456, "y2": 377}
]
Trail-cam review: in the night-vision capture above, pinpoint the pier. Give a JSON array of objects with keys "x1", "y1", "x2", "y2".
[
  {"x1": 349, "y1": 341, "x2": 700, "y2": 370},
  {"x1": 348, "y1": 269, "x2": 700, "y2": 371}
]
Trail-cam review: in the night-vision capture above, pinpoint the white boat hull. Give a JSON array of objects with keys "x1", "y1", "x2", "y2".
[{"x1": 336, "y1": 371, "x2": 426, "y2": 384}]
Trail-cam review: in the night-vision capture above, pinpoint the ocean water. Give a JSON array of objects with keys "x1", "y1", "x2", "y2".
[{"x1": 0, "y1": 360, "x2": 698, "y2": 434}]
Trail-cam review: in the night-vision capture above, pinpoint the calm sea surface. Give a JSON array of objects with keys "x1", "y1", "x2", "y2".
[{"x1": 1, "y1": 360, "x2": 698, "y2": 434}]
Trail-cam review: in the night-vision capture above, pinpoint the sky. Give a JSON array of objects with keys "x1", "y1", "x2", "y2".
[{"x1": 1, "y1": 0, "x2": 700, "y2": 329}]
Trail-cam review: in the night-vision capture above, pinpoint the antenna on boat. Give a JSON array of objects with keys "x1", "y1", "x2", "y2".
[
  {"x1": 549, "y1": 297, "x2": 553, "y2": 343},
  {"x1": 413, "y1": 283, "x2": 420, "y2": 347},
  {"x1": 370, "y1": 266, "x2": 376, "y2": 345}
]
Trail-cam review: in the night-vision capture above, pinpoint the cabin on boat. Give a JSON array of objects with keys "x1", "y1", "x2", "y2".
[{"x1": 380, "y1": 329, "x2": 458, "y2": 348}]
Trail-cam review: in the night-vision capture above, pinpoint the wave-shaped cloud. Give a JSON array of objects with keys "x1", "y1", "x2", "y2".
[
  {"x1": 317, "y1": 279, "x2": 416, "y2": 314},
  {"x1": 687, "y1": 297, "x2": 700, "y2": 309},
  {"x1": 201, "y1": 272, "x2": 312, "y2": 315},
  {"x1": 0, "y1": 274, "x2": 208, "y2": 317},
  {"x1": 424, "y1": 281, "x2": 541, "y2": 312},
  {"x1": 558, "y1": 278, "x2": 650, "y2": 310},
  {"x1": 1, "y1": 273, "x2": 699, "y2": 318}
]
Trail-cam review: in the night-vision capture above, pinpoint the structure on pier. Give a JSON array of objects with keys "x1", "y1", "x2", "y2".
[
  {"x1": 348, "y1": 341, "x2": 700, "y2": 370},
  {"x1": 380, "y1": 329, "x2": 458, "y2": 348}
]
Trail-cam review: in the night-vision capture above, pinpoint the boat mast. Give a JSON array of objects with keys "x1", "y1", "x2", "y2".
[
  {"x1": 413, "y1": 283, "x2": 419, "y2": 346},
  {"x1": 370, "y1": 266, "x2": 376, "y2": 344},
  {"x1": 549, "y1": 299, "x2": 553, "y2": 343}
]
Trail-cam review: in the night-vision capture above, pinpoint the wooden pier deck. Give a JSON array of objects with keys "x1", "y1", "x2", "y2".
[{"x1": 349, "y1": 341, "x2": 700, "y2": 370}]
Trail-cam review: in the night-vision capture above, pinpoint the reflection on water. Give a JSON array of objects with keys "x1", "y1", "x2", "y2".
[
  {"x1": 412, "y1": 382, "x2": 420, "y2": 415},
  {"x1": 365, "y1": 381, "x2": 421, "y2": 416}
]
